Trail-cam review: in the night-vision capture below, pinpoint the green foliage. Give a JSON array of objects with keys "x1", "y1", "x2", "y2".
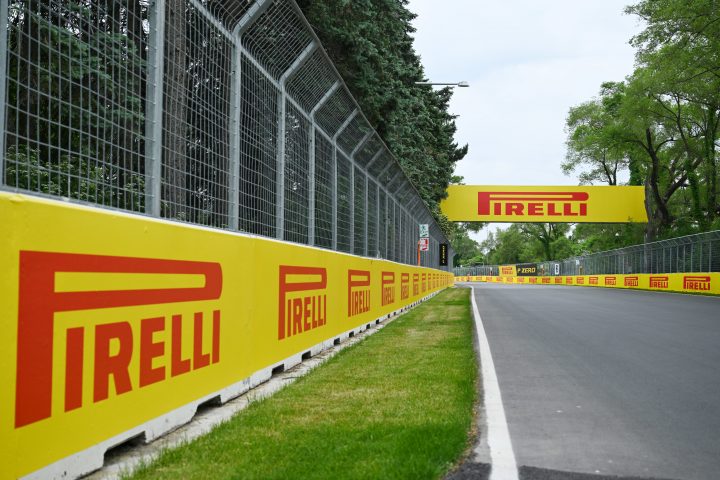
[
  {"x1": 448, "y1": 225, "x2": 482, "y2": 267},
  {"x1": 296, "y1": 0, "x2": 468, "y2": 226},
  {"x1": 571, "y1": 223, "x2": 645, "y2": 254},
  {"x1": 6, "y1": 2, "x2": 147, "y2": 210},
  {"x1": 4, "y1": 145, "x2": 145, "y2": 210},
  {"x1": 480, "y1": 223, "x2": 576, "y2": 264},
  {"x1": 128, "y1": 289, "x2": 477, "y2": 480},
  {"x1": 564, "y1": 0, "x2": 720, "y2": 242}
]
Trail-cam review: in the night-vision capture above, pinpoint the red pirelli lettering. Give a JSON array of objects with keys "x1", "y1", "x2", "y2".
[
  {"x1": 348, "y1": 270, "x2": 371, "y2": 317},
  {"x1": 478, "y1": 192, "x2": 589, "y2": 217},
  {"x1": 683, "y1": 275, "x2": 711, "y2": 291},
  {"x1": 15, "y1": 252, "x2": 222, "y2": 428},
  {"x1": 278, "y1": 266, "x2": 327, "y2": 340},
  {"x1": 382, "y1": 272, "x2": 396, "y2": 306},
  {"x1": 401, "y1": 273, "x2": 410, "y2": 300}
]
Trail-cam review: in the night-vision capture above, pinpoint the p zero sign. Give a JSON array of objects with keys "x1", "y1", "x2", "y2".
[{"x1": 440, "y1": 185, "x2": 648, "y2": 223}]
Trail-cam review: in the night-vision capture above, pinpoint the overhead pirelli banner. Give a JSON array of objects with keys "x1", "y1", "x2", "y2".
[{"x1": 441, "y1": 185, "x2": 648, "y2": 223}]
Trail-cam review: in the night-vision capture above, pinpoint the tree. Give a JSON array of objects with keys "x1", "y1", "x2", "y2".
[
  {"x1": 627, "y1": 0, "x2": 720, "y2": 228},
  {"x1": 5, "y1": 1, "x2": 147, "y2": 210},
  {"x1": 564, "y1": 91, "x2": 629, "y2": 186},
  {"x1": 519, "y1": 223, "x2": 573, "y2": 261},
  {"x1": 296, "y1": 0, "x2": 468, "y2": 222},
  {"x1": 564, "y1": 0, "x2": 720, "y2": 243},
  {"x1": 572, "y1": 223, "x2": 645, "y2": 254},
  {"x1": 449, "y1": 229, "x2": 481, "y2": 267}
]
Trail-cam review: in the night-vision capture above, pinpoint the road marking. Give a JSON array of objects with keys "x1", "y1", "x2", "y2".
[{"x1": 470, "y1": 285, "x2": 519, "y2": 480}]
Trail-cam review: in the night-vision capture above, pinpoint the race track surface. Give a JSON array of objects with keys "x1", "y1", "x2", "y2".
[{"x1": 469, "y1": 283, "x2": 720, "y2": 480}]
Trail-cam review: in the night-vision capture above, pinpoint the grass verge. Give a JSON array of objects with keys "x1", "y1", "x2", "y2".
[{"x1": 128, "y1": 288, "x2": 477, "y2": 480}]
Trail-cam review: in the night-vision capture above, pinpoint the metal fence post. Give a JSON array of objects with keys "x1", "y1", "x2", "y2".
[
  {"x1": 309, "y1": 82, "x2": 339, "y2": 247},
  {"x1": 333, "y1": 110, "x2": 358, "y2": 251},
  {"x1": 349, "y1": 165, "x2": 355, "y2": 252},
  {"x1": 0, "y1": 0, "x2": 8, "y2": 180},
  {"x1": 364, "y1": 174, "x2": 369, "y2": 256},
  {"x1": 308, "y1": 125, "x2": 316, "y2": 246},
  {"x1": 376, "y1": 183, "x2": 380, "y2": 258},
  {"x1": 144, "y1": 0, "x2": 166, "y2": 217},
  {"x1": 276, "y1": 88, "x2": 286, "y2": 239},
  {"x1": 332, "y1": 146, "x2": 338, "y2": 250},
  {"x1": 349, "y1": 131, "x2": 372, "y2": 255},
  {"x1": 228, "y1": 41, "x2": 242, "y2": 231},
  {"x1": 276, "y1": 42, "x2": 316, "y2": 241}
]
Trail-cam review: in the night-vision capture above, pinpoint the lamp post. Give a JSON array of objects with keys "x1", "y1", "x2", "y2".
[
  {"x1": 414, "y1": 81, "x2": 469, "y2": 87},
  {"x1": 412, "y1": 81, "x2": 468, "y2": 267}
]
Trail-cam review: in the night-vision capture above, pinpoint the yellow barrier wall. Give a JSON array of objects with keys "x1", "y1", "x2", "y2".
[
  {"x1": 0, "y1": 193, "x2": 453, "y2": 479},
  {"x1": 455, "y1": 273, "x2": 720, "y2": 295}
]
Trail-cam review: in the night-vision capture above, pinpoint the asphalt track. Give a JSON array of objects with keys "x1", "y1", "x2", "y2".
[{"x1": 464, "y1": 283, "x2": 720, "y2": 480}]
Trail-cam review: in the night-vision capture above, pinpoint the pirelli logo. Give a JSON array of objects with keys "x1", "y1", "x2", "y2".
[
  {"x1": 529, "y1": 277, "x2": 538, "y2": 284},
  {"x1": 441, "y1": 185, "x2": 647, "y2": 223},
  {"x1": 542, "y1": 277, "x2": 551, "y2": 284},
  {"x1": 650, "y1": 276, "x2": 669, "y2": 289},
  {"x1": 15, "y1": 252, "x2": 223, "y2": 429},
  {"x1": 565, "y1": 277, "x2": 573, "y2": 285},
  {"x1": 589, "y1": 277, "x2": 599, "y2": 285},
  {"x1": 605, "y1": 276, "x2": 617, "y2": 286},
  {"x1": 279, "y1": 266, "x2": 327, "y2": 341},
  {"x1": 576, "y1": 277, "x2": 585, "y2": 285},
  {"x1": 554, "y1": 277, "x2": 562, "y2": 284},
  {"x1": 401, "y1": 273, "x2": 410, "y2": 300},
  {"x1": 517, "y1": 277, "x2": 525, "y2": 283},
  {"x1": 500, "y1": 266, "x2": 515, "y2": 276},
  {"x1": 381, "y1": 272, "x2": 396, "y2": 306},
  {"x1": 348, "y1": 270, "x2": 371, "y2": 317},
  {"x1": 683, "y1": 275, "x2": 711, "y2": 291},
  {"x1": 413, "y1": 273, "x2": 420, "y2": 296},
  {"x1": 478, "y1": 191, "x2": 589, "y2": 218},
  {"x1": 624, "y1": 276, "x2": 639, "y2": 287}
]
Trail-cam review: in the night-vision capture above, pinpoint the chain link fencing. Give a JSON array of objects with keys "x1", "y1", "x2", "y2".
[
  {"x1": 0, "y1": 0, "x2": 453, "y2": 270},
  {"x1": 454, "y1": 230, "x2": 720, "y2": 276}
]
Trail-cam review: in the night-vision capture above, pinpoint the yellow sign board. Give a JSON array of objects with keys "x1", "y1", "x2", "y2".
[
  {"x1": 440, "y1": 185, "x2": 648, "y2": 223},
  {"x1": 0, "y1": 193, "x2": 452, "y2": 479},
  {"x1": 499, "y1": 265, "x2": 517, "y2": 276},
  {"x1": 456, "y1": 274, "x2": 720, "y2": 295}
]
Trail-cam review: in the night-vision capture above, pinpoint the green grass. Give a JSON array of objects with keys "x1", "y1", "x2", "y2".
[{"x1": 128, "y1": 288, "x2": 477, "y2": 480}]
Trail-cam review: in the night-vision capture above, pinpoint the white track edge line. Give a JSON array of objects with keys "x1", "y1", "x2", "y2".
[{"x1": 470, "y1": 285, "x2": 519, "y2": 480}]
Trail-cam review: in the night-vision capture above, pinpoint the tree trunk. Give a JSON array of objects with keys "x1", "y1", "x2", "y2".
[
  {"x1": 705, "y1": 108, "x2": 718, "y2": 224},
  {"x1": 645, "y1": 129, "x2": 672, "y2": 231}
]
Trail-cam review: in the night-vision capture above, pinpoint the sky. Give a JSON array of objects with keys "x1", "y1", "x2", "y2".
[{"x1": 408, "y1": 0, "x2": 644, "y2": 242}]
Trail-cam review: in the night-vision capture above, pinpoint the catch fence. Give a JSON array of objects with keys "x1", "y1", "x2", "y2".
[
  {"x1": 454, "y1": 230, "x2": 720, "y2": 276},
  {"x1": 0, "y1": 0, "x2": 452, "y2": 269}
]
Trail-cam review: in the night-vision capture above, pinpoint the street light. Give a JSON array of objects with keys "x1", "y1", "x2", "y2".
[{"x1": 414, "y1": 81, "x2": 470, "y2": 87}]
